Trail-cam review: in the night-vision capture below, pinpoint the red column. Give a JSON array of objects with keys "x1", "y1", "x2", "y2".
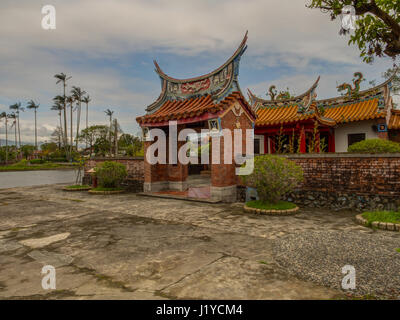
[
  {"x1": 299, "y1": 126, "x2": 306, "y2": 153},
  {"x1": 329, "y1": 129, "x2": 335, "y2": 152}
]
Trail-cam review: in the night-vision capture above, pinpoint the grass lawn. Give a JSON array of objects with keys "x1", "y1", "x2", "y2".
[
  {"x1": 91, "y1": 187, "x2": 124, "y2": 191},
  {"x1": 246, "y1": 200, "x2": 297, "y2": 210},
  {"x1": 65, "y1": 185, "x2": 91, "y2": 189},
  {"x1": 0, "y1": 161, "x2": 77, "y2": 172},
  {"x1": 362, "y1": 211, "x2": 400, "y2": 226}
]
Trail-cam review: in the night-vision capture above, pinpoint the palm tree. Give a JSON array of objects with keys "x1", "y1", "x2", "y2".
[
  {"x1": 9, "y1": 102, "x2": 24, "y2": 148},
  {"x1": 66, "y1": 95, "x2": 75, "y2": 155},
  {"x1": 8, "y1": 113, "x2": 17, "y2": 149},
  {"x1": 82, "y1": 95, "x2": 91, "y2": 149},
  {"x1": 53, "y1": 95, "x2": 67, "y2": 150},
  {"x1": 51, "y1": 102, "x2": 64, "y2": 148},
  {"x1": 0, "y1": 112, "x2": 8, "y2": 163},
  {"x1": 26, "y1": 100, "x2": 40, "y2": 149},
  {"x1": 71, "y1": 86, "x2": 86, "y2": 150},
  {"x1": 54, "y1": 73, "x2": 71, "y2": 148},
  {"x1": 104, "y1": 109, "x2": 114, "y2": 156}
]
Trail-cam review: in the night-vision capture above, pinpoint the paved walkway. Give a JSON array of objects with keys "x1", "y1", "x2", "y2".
[{"x1": 0, "y1": 184, "x2": 399, "y2": 299}]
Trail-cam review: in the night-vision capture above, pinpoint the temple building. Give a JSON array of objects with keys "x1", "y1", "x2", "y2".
[
  {"x1": 136, "y1": 32, "x2": 256, "y2": 202},
  {"x1": 248, "y1": 72, "x2": 398, "y2": 153}
]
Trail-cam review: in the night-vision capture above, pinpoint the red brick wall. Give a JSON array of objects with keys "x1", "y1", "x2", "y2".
[
  {"x1": 211, "y1": 105, "x2": 254, "y2": 188},
  {"x1": 287, "y1": 154, "x2": 400, "y2": 196},
  {"x1": 85, "y1": 157, "x2": 144, "y2": 181}
]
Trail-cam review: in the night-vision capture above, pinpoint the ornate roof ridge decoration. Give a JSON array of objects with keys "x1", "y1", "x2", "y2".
[
  {"x1": 316, "y1": 69, "x2": 398, "y2": 107},
  {"x1": 248, "y1": 76, "x2": 320, "y2": 112},
  {"x1": 146, "y1": 31, "x2": 248, "y2": 114}
]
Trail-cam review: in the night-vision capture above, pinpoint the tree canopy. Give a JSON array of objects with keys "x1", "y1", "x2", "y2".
[{"x1": 307, "y1": 0, "x2": 400, "y2": 63}]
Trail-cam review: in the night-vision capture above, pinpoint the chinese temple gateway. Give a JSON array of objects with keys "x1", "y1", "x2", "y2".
[
  {"x1": 137, "y1": 32, "x2": 400, "y2": 202},
  {"x1": 137, "y1": 32, "x2": 256, "y2": 202}
]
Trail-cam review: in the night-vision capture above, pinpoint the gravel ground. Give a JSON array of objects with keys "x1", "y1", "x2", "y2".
[{"x1": 273, "y1": 230, "x2": 400, "y2": 298}]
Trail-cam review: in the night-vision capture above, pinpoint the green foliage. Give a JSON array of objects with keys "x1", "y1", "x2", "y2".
[
  {"x1": 307, "y1": 0, "x2": 400, "y2": 62},
  {"x1": 78, "y1": 125, "x2": 111, "y2": 156},
  {"x1": 240, "y1": 155, "x2": 304, "y2": 203},
  {"x1": 119, "y1": 134, "x2": 144, "y2": 157},
  {"x1": 347, "y1": 139, "x2": 400, "y2": 153},
  {"x1": 41, "y1": 142, "x2": 58, "y2": 153},
  {"x1": 91, "y1": 187, "x2": 124, "y2": 191},
  {"x1": 29, "y1": 159, "x2": 45, "y2": 164},
  {"x1": 20, "y1": 145, "x2": 36, "y2": 159},
  {"x1": 246, "y1": 200, "x2": 297, "y2": 210},
  {"x1": 94, "y1": 161, "x2": 127, "y2": 188},
  {"x1": 0, "y1": 146, "x2": 17, "y2": 163},
  {"x1": 362, "y1": 211, "x2": 400, "y2": 226},
  {"x1": 65, "y1": 185, "x2": 90, "y2": 189}
]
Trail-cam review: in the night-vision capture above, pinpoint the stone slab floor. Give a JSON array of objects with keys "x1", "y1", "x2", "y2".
[{"x1": 0, "y1": 184, "x2": 399, "y2": 300}]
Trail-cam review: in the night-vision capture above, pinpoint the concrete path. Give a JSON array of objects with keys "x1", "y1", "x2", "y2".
[{"x1": 0, "y1": 184, "x2": 398, "y2": 299}]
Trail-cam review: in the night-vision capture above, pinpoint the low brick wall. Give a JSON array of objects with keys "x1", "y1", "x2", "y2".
[
  {"x1": 281, "y1": 153, "x2": 400, "y2": 211},
  {"x1": 83, "y1": 154, "x2": 400, "y2": 210},
  {"x1": 83, "y1": 157, "x2": 144, "y2": 193}
]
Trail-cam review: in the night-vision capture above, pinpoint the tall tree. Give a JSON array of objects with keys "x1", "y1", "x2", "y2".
[
  {"x1": 66, "y1": 96, "x2": 75, "y2": 155},
  {"x1": 9, "y1": 102, "x2": 24, "y2": 148},
  {"x1": 53, "y1": 95, "x2": 66, "y2": 146},
  {"x1": 71, "y1": 86, "x2": 86, "y2": 150},
  {"x1": 0, "y1": 112, "x2": 8, "y2": 163},
  {"x1": 26, "y1": 100, "x2": 40, "y2": 149},
  {"x1": 82, "y1": 95, "x2": 91, "y2": 149},
  {"x1": 54, "y1": 73, "x2": 71, "y2": 148},
  {"x1": 51, "y1": 102, "x2": 64, "y2": 148},
  {"x1": 104, "y1": 109, "x2": 114, "y2": 156},
  {"x1": 307, "y1": 0, "x2": 400, "y2": 63},
  {"x1": 8, "y1": 113, "x2": 17, "y2": 148}
]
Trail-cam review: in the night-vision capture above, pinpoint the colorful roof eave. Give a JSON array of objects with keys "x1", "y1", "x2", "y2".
[
  {"x1": 145, "y1": 31, "x2": 248, "y2": 114},
  {"x1": 137, "y1": 91, "x2": 256, "y2": 127}
]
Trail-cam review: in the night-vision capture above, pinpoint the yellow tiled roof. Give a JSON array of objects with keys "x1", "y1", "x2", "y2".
[{"x1": 255, "y1": 98, "x2": 386, "y2": 127}]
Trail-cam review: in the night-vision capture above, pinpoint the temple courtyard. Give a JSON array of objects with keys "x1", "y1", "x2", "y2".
[{"x1": 0, "y1": 184, "x2": 399, "y2": 300}]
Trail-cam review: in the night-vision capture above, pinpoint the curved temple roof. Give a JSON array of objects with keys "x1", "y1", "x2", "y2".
[
  {"x1": 145, "y1": 31, "x2": 248, "y2": 114},
  {"x1": 250, "y1": 71, "x2": 398, "y2": 128}
]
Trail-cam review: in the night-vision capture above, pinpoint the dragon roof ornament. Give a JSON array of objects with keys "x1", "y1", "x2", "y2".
[
  {"x1": 247, "y1": 76, "x2": 320, "y2": 113},
  {"x1": 145, "y1": 31, "x2": 248, "y2": 114}
]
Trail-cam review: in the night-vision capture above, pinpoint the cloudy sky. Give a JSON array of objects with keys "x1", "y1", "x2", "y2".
[{"x1": 0, "y1": 0, "x2": 397, "y2": 144}]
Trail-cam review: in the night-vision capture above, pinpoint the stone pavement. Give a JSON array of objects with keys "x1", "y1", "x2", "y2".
[{"x1": 0, "y1": 184, "x2": 398, "y2": 299}]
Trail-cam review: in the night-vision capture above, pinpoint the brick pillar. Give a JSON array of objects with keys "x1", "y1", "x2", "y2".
[
  {"x1": 168, "y1": 139, "x2": 188, "y2": 191},
  {"x1": 143, "y1": 140, "x2": 168, "y2": 192}
]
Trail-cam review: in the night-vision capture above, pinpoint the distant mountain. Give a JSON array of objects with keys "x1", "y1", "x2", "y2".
[{"x1": 0, "y1": 139, "x2": 36, "y2": 146}]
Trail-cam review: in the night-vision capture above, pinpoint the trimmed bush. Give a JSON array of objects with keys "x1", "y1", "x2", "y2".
[
  {"x1": 348, "y1": 139, "x2": 400, "y2": 153},
  {"x1": 94, "y1": 161, "x2": 127, "y2": 188},
  {"x1": 240, "y1": 155, "x2": 303, "y2": 204},
  {"x1": 29, "y1": 159, "x2": 45, "y2": 165}
]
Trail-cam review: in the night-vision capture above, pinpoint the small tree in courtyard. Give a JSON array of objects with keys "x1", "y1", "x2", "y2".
[
  {"x1": 94, "y1": 161, "x2": 127, "y2": 189},
  {"x1": 241, "y1": 155, "x2": 303, "y2": 204}
]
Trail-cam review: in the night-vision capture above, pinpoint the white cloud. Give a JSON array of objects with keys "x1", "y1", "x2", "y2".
[{"x1": 0, "y1": 0, "x2": 396, "y2": 141}]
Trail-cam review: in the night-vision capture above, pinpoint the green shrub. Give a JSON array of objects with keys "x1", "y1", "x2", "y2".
[
  {"x1": 95, "y1": 161, "x2": 127, "y2": 188},
  {"x1": 240, "y1": 155, "x2": 303, "y2": 204},
  {"x1": 348, "y1": 139, "x2": 400, "y2": 153},
  {"x1": 29, "y1": 159, "x2": 45, "y2": 165},
  {"x1": 246, "y1": 200, "x2": 297, "y2": 210}
]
